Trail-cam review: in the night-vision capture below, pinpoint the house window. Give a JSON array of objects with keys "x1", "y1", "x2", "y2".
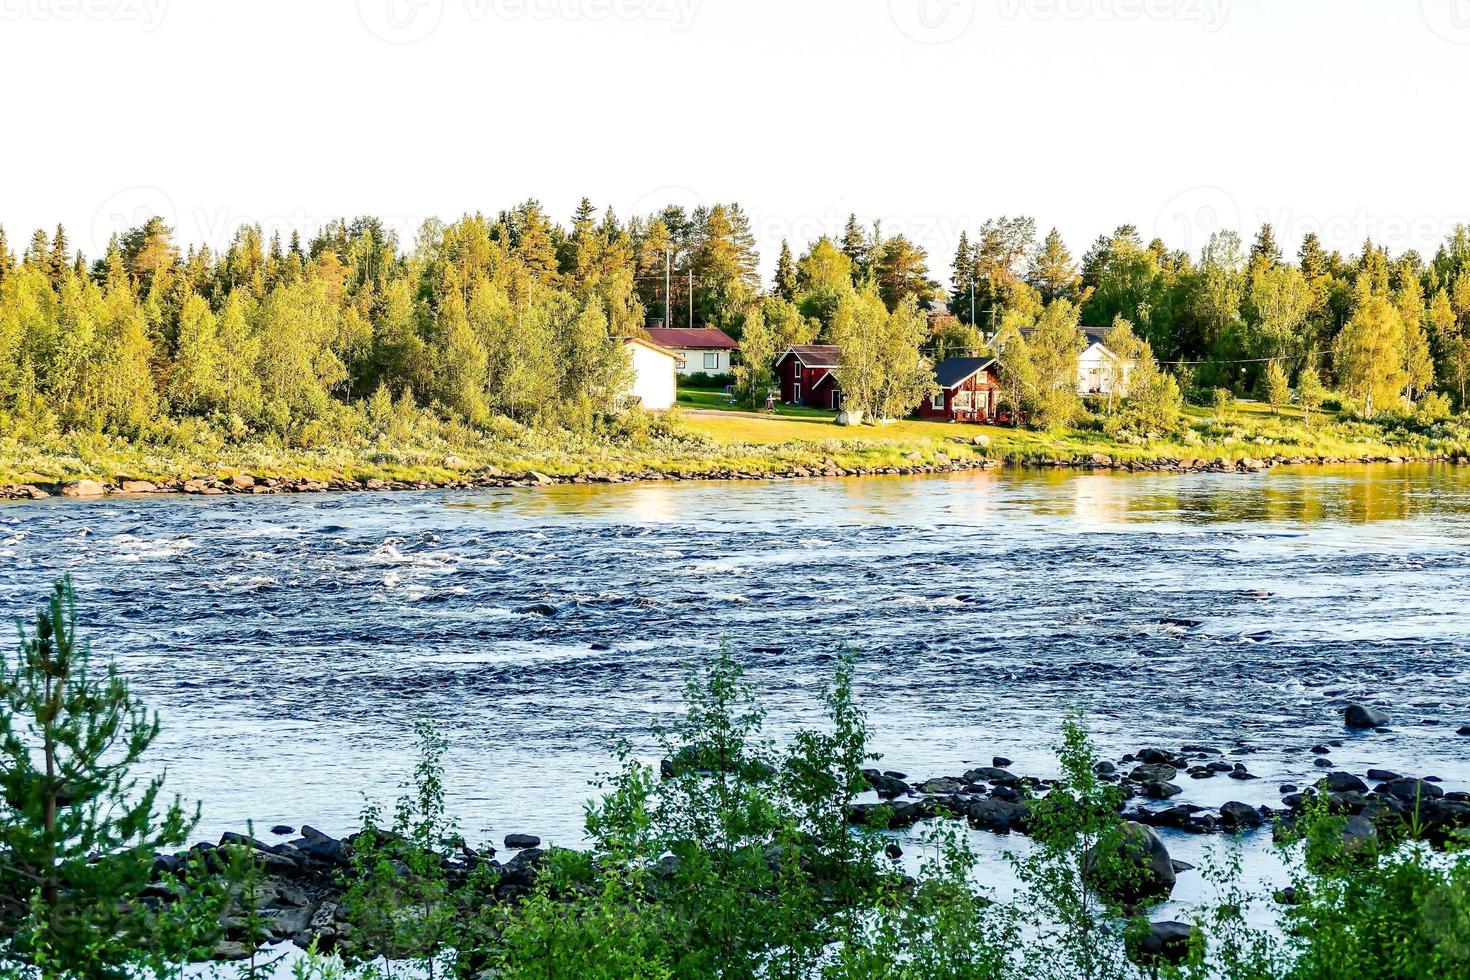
[
  {"x1": 954, "y1": 390, "x2": 973, "y2": 410},
  {"x1": 703, "y1": 352, "x2": 719, "y2": 370},
  {"x1": 793, "y1": 381, "x2": 801, "y2": 404}
]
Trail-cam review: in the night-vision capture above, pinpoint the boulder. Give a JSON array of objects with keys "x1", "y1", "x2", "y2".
[
  {"x1": 1142, "y1": 781, "x2": 1183, "y2": 800},
  {"x1": 1341, "y1": 815, "x2": 1378, "y2": 852},
  {"x1": 229, "y1": 474, "x2": 256, "y2": 489},
  {"x1": 837, "y1": 409, "x2": 865, "y2": 426},
  {"x1": 867, "y1": 774, "x2": 910, "y2": 799},
  {"x1": 119, "y1": 480, "x2": 157, "y2": 493},
  {"x1": 1130, "y1": 763, "x2": 1178, "y2": 783},
  {"x1": 1219, "y1": 801, "x2": 1265, "y2": 831},
  {"x1": 515, "y1": 603, "x2": 558, "y2": 617},
  {"x1": 1128, "y1": 921, "x2": 1198, "y2": 967},
  {"x1": 918, "y1": 777, "x2": 966, "y2": 795},
  {"x1": 1084, "y1": 821, "x2": 1176, "y2": 902},
  {"x1": 504, "y1": 833, "x2": 541, "y2": 849},
  {"x1": 1380, "y1": 777, "x2": 1445, "y2": 802},
  {"x1": 971, "y1": 434, "x2": 991, "y2": 448},
  {"x1": 967, "y1": 797, "x2": 1029, "y2": 834},
  {"x1": 1322, "y1": 772, "x2": 1369, "y2": 794},
  {"x1": 61, "y1": 479, "x2": 107, "y2": 497},
  {"x1": 1344, "y1": 704, "x2": 1390, "y2": 729}
]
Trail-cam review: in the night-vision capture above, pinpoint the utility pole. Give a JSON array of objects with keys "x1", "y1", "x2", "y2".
[
  {"x1": 688, "y1": 267, "x2": 694, "y2": 328},
  {"x1": 664, "y1": 248, "x2": 671, "y2": 329},
  {"x1": 969, "y1": 276, "x2": 975, "y2": 328}
]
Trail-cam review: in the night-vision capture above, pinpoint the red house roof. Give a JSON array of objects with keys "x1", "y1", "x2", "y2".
[
  {"x1": 776, "y1": 345, "x2": 841, "y2": 369},
  {"x1": 644, "y1": 327, "x2": 738, "y2": 350}
]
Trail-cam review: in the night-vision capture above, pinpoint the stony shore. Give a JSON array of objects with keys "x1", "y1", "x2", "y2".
[
  {"x1": 164, "y1": 702, "x2": 1468, "y2": 964},
  {"x1": 5, "y1": 447, "x2": 1468, "y2": 502}
]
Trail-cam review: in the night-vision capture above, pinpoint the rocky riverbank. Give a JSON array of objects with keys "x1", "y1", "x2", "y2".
[
  {"x1": 5, "y1": 447, "x2": 1468, "y2": 502},
  {"x1": 159, "y1": 702, "x2": 1468, "y2": 964}
]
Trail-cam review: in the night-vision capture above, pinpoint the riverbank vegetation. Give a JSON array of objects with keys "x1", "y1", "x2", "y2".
[
  {"x1": 3, "y1": 580, "x2": 1469, "y2": 977},
  {"x1": 4, "y1": 207, "x2": 1470, "y2": 487}
]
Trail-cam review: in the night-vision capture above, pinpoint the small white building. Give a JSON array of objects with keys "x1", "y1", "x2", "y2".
[
  {"x1": 644, "y1": 327, "x2": 739, "y2": 376},
  {"x1": 1078, "y1": 329, "x2": 1133, "y2": 395},
  {"x1": 620, "y1": 336, "x2": 678, "y2": 411}
]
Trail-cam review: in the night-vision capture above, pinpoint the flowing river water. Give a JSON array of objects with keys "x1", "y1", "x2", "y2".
[{"x1": 3, "y1": 463, "x2": 1470, "y2": 920}]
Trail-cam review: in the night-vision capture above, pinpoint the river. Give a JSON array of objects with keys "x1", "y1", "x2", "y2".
[{"x1": 3, "y1": 464, "x2": 1469, "y2": 916}]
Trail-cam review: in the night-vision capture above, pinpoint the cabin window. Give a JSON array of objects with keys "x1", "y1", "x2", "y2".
[
  {"x1": 703, "y1": 352, "x2": 719, "y2": 370},
  {"x1": 954, "y1": 389, "x2": 973, "y2": 410},
  {"x1": 793, "y1": 381, "x2": 801, "y2": 404}
]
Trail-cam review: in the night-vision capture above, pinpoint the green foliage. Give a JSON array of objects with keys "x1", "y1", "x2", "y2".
[
  {"x1": 1011, "y1": 716, "x2": 1140, "y2": 980},
  {"x1": 0, "y1": 578, "x2": 218, "y2": 977},
  {"x1": 343, "y1": 718, "x2": 460, "y2": 974}
]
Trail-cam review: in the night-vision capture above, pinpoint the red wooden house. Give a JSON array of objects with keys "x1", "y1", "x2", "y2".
[
  {"x1": 774, "y1": 346, "x2": 843, "y2": 409},
  {"x1": 918, "y1": 357, "x2": 1001, "y2": 423}
]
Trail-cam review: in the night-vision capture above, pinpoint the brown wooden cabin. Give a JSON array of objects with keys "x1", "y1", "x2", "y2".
[
  {"x1": 775, "y1": 346, "x2": 843, "y2": 409},
  {"x1": 919, "y1": 357, "x2": 1001, "y2": 423}
]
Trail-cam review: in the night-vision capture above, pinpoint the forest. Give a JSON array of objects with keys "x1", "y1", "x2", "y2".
[{"x1": 2, "y1": 201, "x2": 1469, "y2": 449}]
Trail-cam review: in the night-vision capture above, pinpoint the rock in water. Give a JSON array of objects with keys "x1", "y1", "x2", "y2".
[
  {"x1": 1344, "y1": 704, "x2": 1390, "y2": 729},
  {"x1": 1219, "y1": 801, "x2": 1265, "y2": 831},
  {"x1": 1323, "y1": 772, "x2": 1369, "y2": 794},
  {"x1": 1129, "y1": 921, "x2": 1198, "y2": 967},
  {"x1": 515, "y1": 603, "x2": 558, "y2": 617},
  {"x1": 504, "y1": 833, "x2": 541, "y2": 849},
  {"x1": 1084, "y1": 822, "x2": 1176, "y2": 902}
]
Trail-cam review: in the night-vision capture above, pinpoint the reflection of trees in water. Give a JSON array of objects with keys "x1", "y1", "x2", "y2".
[{"x1": 1155, "y1": 464, "x2": 1467, "y2": 527}]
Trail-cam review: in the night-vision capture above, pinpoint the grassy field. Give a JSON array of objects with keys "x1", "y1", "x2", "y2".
[{"x1": 1, "y1": 392, "x2": 1462, "y2": 489}]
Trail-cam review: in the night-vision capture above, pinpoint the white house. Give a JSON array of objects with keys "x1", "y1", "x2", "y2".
[
  {"x1": 1011, "y1": 327, "x2": 1136, "y2": 395},
  {"x1": 620, "y1": 336, "x2": 678, "y2": 411},
  {"x1": 644, "y1": 327, "x2": 739, "y2": 376},
  {"x1": 1078, "y1": 329, "x2": 1133, "y2": 395}
]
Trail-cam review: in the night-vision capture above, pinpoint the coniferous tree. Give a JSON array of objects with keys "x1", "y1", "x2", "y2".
[
  {"x1": 0, "y1": 578, "x2": 215, "y2": 977},
  {"x1": 773, "y1": 240, "x2": 798, "y2": 303}
]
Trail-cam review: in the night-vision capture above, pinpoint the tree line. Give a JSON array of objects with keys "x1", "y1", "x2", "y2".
[{"x1": 3, "y1": 203, "x2": 1469, "y2": 446}]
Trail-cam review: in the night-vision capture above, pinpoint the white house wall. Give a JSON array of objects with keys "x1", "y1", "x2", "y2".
[
  {"x1": 627, "y1": 344, "x2": 677, "y2": 410},
  {"x1": 674, "y1": 349, "x2": 731, "y2": 376}
]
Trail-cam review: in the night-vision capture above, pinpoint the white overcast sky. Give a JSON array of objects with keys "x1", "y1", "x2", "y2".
[{"x1": 3, "y1": 0, "x2": 1468, "y2": 285}]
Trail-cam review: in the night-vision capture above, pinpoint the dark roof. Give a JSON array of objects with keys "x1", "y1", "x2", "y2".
[
  {"x1": 777, "y1": 345, "x2": 841, "y2": 369},
  {"x1": 644, "y1": 327, "x2": 738, "y2": 350},
  {"x1": 1016, "y1": 326, "x2": 1110, "y2": 348},
  {"x1": 933, "y1": 357, "x2": 997, "y2": 389}
]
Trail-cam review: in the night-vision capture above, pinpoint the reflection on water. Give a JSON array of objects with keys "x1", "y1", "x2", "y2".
[{"x1": 1, "y1": 463, "x2": 1468, "y2": 850}]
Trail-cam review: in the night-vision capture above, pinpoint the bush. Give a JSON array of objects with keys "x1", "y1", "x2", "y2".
[{"x1": 682, "y1": 371, "x2": 736, "y2": 389}]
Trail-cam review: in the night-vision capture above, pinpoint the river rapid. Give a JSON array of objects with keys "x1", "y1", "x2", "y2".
[{"x1": 3, "y1": 464, "x2": 1469, "y2": 917}]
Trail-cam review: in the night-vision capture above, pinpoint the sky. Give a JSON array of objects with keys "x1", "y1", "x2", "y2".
[{"x1": 3, "y1": 0, "x2": 1469, "y2": 286}]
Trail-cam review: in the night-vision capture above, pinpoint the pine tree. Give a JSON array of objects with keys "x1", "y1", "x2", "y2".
[
  {"x1": 950, "y1": 231, "x2": 975, "y2": 323},
  {"x1": 1028, "y1": 228, "x2": 1082, "y2": 305},
  {"x1": 0, "y1": 225, "x2": 13, "y2": 283},
  {"x1": 48, "y1": 225, "x2": 70, "y2": 287},
  {"x1": 840, "y1": 214, "x2": 869, "y2": 284},
  {"x1": 0, "y1": 578, "x2": 214, "y2": 977},
  {"x1": 1248, "y1": 223, "x2": 1281, "y2": 278},
  {"x1": 773, "y1": 240, "x2": 798, "y2": 303}
]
